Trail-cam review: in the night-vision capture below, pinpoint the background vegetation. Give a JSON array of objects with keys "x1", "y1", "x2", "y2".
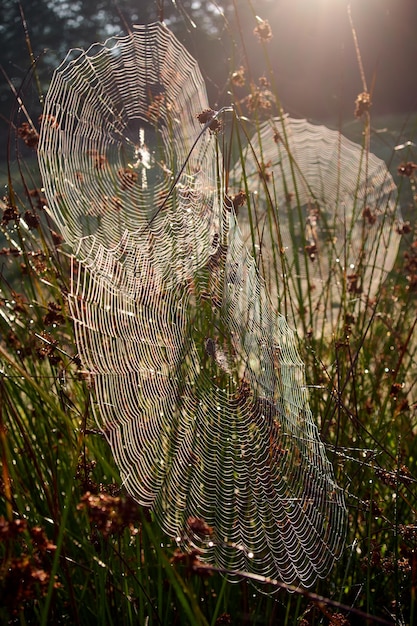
[{"x1": 0, "y1": 1, "x2": 416, "y2": 624}]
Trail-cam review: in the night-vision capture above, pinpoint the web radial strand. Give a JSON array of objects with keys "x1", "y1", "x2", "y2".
[{"x1": 40, "y1": 22, "x2": 346, "y2": 587}]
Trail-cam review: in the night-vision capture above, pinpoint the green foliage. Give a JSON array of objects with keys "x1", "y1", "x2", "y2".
[{"x1": 0, "y1": 2, "x2": 417, "y2": 624}]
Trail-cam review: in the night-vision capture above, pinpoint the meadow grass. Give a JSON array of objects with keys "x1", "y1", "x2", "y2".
[{"x1": 0, "y1": 7, "x2": 417, "y2": 626}]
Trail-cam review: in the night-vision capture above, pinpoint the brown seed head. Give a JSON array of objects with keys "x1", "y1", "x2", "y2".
[
  {"x1": 354, "y1": 91, "x2": 371, "y2": 118},
  {"x1": 398, "y1": 161, "x2": 417, "y2": 177},
  {"x1": 231, "y1": 66, "x2": 246, "y2": 87},
  {"x1": 17, "y1": 122, "x2": 39, "y2": 148},
  {"x1": 196, "y1": 108, "x2": 222, "y2": 133},
  {"x1": 254, "y1": 18, "x2": 273, "y2": 42}
]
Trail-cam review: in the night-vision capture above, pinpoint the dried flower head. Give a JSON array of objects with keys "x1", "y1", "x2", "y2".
[
  {"x1": 363, "y1": 205, "x2": 377, "y2": 225},
  {"x1": 170, "y1": 548, "x2": 212, "y2": 577},
  {"x1": 36, "y1": 332, "x2": 61, "y2": 365},
  {"x1": 397, "y1": 557, "x2": 411, "y2": 573},
  {"x1": 244, "y1": 84, "x2": 274, "y2": 116},
  {"x1": 76, "y1": 456, "x2": 98, "y2": 493},
  {"x1": 196, "y1": 108, "x2": 222, "y2": 133},
  {"x1": 231, "y1": 66, "x2": 246, "y2": 87},
  {"x1": 398, "y1": 161, "x2": 417, "y2": 177},
  {"x1": 43, "y1": 301, "x2": 65, "y2": 326},
  {"x1": 347, "y1": 272, "x2": 362, "y2": 294},
  {"x1": 229, "y1": 190, "x2": 247, "y2": 214},
  {"x1": 77, "y1": 491, "x2": 141, "y2": 538},
  {"x1": 23, "y1": 210, "x2": 40, "y2": 230},
  {"x1": 399, "y1": 524, "x2": 417, "y2": 542},
  {"x1": 354, "y1": 91, "x2": 371, "y2": 118},
  {"x1": 0, "y1": 246, "x2": 20, "y2": 256},
  {"x1": 2, "y1": 204, "x2": 20, "y2": 225},
  {"x1": 0, "y1": 517, "x2": 59, "y2": 613},
  {"x1": 0, "y1": 515, "x2": 27, "y2": 540},
  {"x1": 329, "y1": 611, "x2": 351, "y2": 626},
  {"x1": 390, "y1": 382, "x2": 404, "y2": 398},
  {"x1": 187, "y1": 516, "x2": 214, "y2": 539},
  {"x1": 254, "y1": 18, "x2": 273, "y2": 42},
  {"x1": 396, "y1": 220, "x2": 412, "y2": 235},
  {"x1": 11, "y1": 291, "x2": 27, "y2": 314},
  {"x1": 29, "y1": 250, "x2": 48, "y2": 274},
  {"x1": 17, "y1": 122, "x2": 39, "y2": 148},
  {"x1": 29, "y1": 526, "x2": 57, "y2": 553}
]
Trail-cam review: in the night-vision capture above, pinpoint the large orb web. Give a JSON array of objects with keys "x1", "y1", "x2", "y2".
[
  {"x1": 69, "y1": 202, "x2": 346, "y2": 588},
  {"x1": 231, "y1": 116, "x2": 401, "y2": 332},
  {"x1": 38, "y1": 22, "x2": 219, "y2": 288},
  {"x1": 39, "y1": 24, "x2": 347, "y2": 587}
]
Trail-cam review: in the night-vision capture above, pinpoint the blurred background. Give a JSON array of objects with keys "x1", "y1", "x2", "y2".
[{"x1": 0, "y1": 0, "x2": 416, "y2": 137}]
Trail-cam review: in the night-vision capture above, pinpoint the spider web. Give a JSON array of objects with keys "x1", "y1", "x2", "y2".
[
  {"x1": 38, "y1": 22, "x2": 346, "y2": 587},
  {"x1": 232, "y1": 117, "x2": 401, "y2": 332}
]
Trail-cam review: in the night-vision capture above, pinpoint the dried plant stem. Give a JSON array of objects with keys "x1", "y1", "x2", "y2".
[
  {"x1": 0, "y1": 383, "x2": 13, "y2": 522},
  {"x1": 347, "y1": 4, "x2": 368, "y2": 94}
]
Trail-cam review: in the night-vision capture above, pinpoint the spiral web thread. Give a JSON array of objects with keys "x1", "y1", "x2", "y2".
[
  {"x1": 233, "y1": 117, "x2": 401, "y2": 332},
  {"x1": 38, "y1": 22, "x2": 346, "y2": 587}
]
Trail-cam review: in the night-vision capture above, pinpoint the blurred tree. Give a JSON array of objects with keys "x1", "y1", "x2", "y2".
[
  {"x1": 1, "y1": 0, "x2": 415, "y2": 163},
  {"x1": 0, "y1": 0, "x2": 237, "y2": 158}
]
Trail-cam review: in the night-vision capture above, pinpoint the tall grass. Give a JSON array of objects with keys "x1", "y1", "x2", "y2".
[{"x1": 0, "y1": 4, "x2": 416, "y2": 625}]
